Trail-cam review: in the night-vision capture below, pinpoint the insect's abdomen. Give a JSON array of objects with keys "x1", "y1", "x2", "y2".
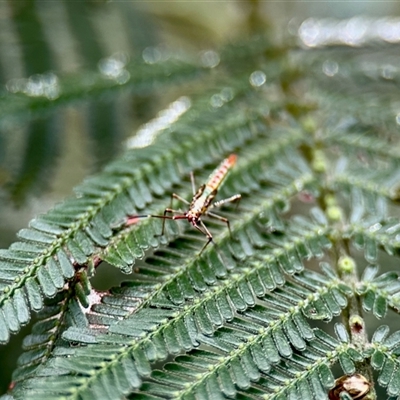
[{"x1": 206, "y1": 154, "x2": 237, "y2": 191}]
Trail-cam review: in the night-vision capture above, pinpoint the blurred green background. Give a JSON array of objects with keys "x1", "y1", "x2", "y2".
[{"x1": 0, "y1": 0, "x2": 399, "y2": 394}]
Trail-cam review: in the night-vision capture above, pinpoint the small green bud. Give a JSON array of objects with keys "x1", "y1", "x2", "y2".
[
  {"x1": 301, "y1": 116, "x2": 317, "y2": 133},
  {"x1": 327, "y1": 205, "x2": 343, "y2": 222},
  {"x1": 338, "y1": 256, "x2": 356, "y2": 273},
  {"x1": 312, "y1": 149, "x2": 327, "y2": 173},
  {"x1": 325, "y1": 194, "x2": 336, "y2": 206}
]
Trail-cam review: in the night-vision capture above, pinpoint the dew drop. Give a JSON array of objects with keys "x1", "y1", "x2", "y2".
[
  {"x1": 381, "y1": 64, "x2": 397, "y2": 80},
  {"x1": 298, "y1": 18, "x2": 321, "y2": 47},
  {"x1": 342, "y1": 17, "x2": 367, "y2": 46},
  {"x1": 220, "y1": 87, "x2": 234, "y2": 102},
  {"x1": 98, "y1": 53, "x2": 129, "y2": 84},
  {"x1": 209, "y1": 87, "x2": 234, "y2": 108},
  {"x1": 377, "y1": 18, "x2": 400, "y2": 43},
  {"x1": 200, "y1": 50, "x2": 220, "y2": 68},
  {"x1": 210, "y1": 94, "x2": 224, "y2": 108},
  {"x1": 249, "y1": 70, "x2": 266, "y2": 87},
  {"x1": 99, "y1": 58, "x2": 124, "y2": 77},
  {"x1": 299, "y1": 16, "x2": 400, "y2": 48},
  {"x1": 142, "y1": 46, "x2": 162, "y2": 64},
  {"x1": 322, "y1": 60, "x2": 339, "y2": 77},
  {"x1": 6, "y1": 72, "x2": 60, "y2": 99},
  {"x1": 5, "y1": 78, "x2": 25, "y2": 94}
]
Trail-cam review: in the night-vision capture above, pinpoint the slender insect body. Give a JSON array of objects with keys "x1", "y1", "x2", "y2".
[
  {"x1": 206, "y1": 154, "x2": 237, "y2": 192},
  {"x1": 186, "y1": 154, "x2": 236, "y2": 222},
  {"x1": 127, "y1": 154, "x2": 241, "y2": 254},
  {"x1": 186, "y1": 189, "x2": 216, "y2": 225}
]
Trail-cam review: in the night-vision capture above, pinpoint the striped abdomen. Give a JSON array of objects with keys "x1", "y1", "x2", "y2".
[{"x1": 205, "y1": 154, "x2": 237, "y2": 192}]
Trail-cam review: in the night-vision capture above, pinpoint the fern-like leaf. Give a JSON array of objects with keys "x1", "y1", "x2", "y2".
[{"x1": 4, "y1": 8, "x2": 400, "y2": 400}]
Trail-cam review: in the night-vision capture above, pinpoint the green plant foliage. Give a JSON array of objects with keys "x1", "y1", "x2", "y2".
[
  {"x1": 370, "y1": 326, "x2": 400, "y2": 397},
  {"x1": 3, "y1": 5, "x2": 400, "y2": 400}
]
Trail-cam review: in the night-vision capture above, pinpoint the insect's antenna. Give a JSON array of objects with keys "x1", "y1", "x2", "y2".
[
  {"x1": 125, "y1": 215, "x2": 148, "y2": 226},
  {"x1": 126, "y1": 214, "x2": 175, "y2": 226}
]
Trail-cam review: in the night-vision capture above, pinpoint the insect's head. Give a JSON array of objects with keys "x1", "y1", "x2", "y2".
[{"x1": 185, "y1": 210, "x2": 199, "y2": 226}]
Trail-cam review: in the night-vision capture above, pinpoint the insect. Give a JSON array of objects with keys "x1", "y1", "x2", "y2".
[
  {"x1": 127, "y1": 154, "x2": 241, "y2": 255},
  {"x1": 328, "y1": 374, "x2": 371, "y2": 400}
]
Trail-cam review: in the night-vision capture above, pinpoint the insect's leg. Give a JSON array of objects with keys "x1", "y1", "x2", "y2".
[
  {"x1": 167, "y1": 193, "x2": 190, "y2": 215},
  {"x1": 127, "y1": 191, "x2": 188, "y2": 226},
  {"x1": 206, "y1": 194, "x2": 241, "y2": 239},
  {"x1": 171, "y1": 193, "x2": 190, "y2": 206},
  {"x1": 210, "y1": 194, "x2": 241, "y2": 210},
  {"x1": 190, "y1": 171, "x2": 196, "y2": 195},
  {"x1": 193, "y1": 221, "x2": 214, "y2": 255},
  {"x1": 159, "y1": 208, "x2": 185, "y2": 236},
  {"x1": 206, "y1": 211, "x2": 234, "y2": 238},
  {"x1": 162, "y1": 192, "x2": 189, "y2": 236}
]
